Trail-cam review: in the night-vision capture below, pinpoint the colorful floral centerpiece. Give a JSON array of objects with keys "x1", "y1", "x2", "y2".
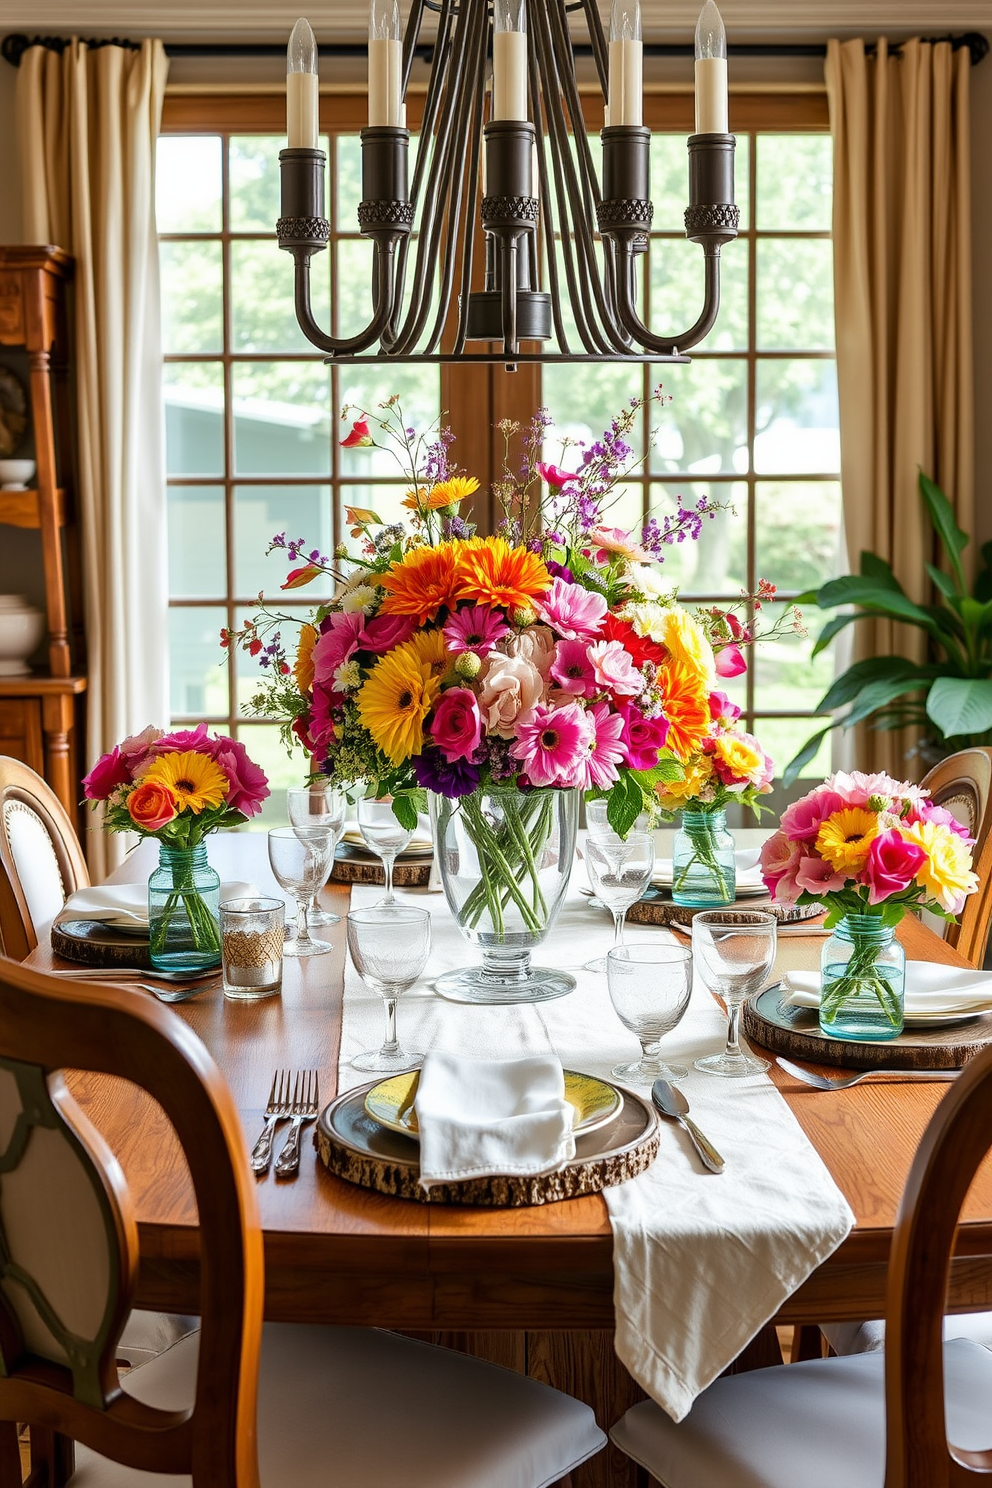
[
  {"x1": 657, "y1": 688, "x2": 775, "y2": 905},
  {"x1": 227, "y1": 392, "x2": 778, "y2": 1001},
  {"x1": 760, "y1": 771, "x2": 978, "y2": 1039},
  {"x1": 83, "y1": 724, "x2": 270, "y2": 971}
]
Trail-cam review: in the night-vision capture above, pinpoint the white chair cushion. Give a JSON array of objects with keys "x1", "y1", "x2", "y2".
[
  {"x1": 610, "y1": 1339, "x2": 992, "y2": 1488},
  {"x1": 823, "y1": 1313, "x2": 992, "y2": 1357},
  {"x1": 70, "y1": 1323, "x2": 606, "y2": 1487},
  {"x1": 3, "y1": 799, "x2": 66, "y2": 930},
  {"x1": 116, "y1": 1310, "x2": 200, "y2": 1370}
]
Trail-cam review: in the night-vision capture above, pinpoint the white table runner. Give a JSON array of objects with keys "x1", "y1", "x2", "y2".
[{"x1": 338, "y1": 872, "x2": 854, "y2": 1422}]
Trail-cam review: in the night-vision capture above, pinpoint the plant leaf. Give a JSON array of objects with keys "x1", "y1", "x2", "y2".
[
  {"x1": 783, "y1": 726, "x2": 834, "y2": 787},
  {"x1": 919, "y1": 472, "x2": 968, "y2": 592},
  {"x1": 842, "y1": 676, "x2": 931, "y2": 728},
  {"x1": 816, "y1": 657, "x2": 937, "y2": 714},
  {"x1": 390, "y1": 794, "x2": 420, "y2": 831},
  {"x1": 810, "y1": 610, "x2": 868, "y2": 658},
  {"x1": 925, "y1": 677, "x2": 992, "y2": 740},
  {"x1": 813, "y1": 576, "x2": 935, "y2": 629},
  {"x1": 859, "y1": 551, "x2": 901, "y2": 589},
  {"x1": 925, "y1": 563, "x2": 960, "y2": 605},
  {"x1": 606, "y1": 774, "x2": 644, "y2": 839}
]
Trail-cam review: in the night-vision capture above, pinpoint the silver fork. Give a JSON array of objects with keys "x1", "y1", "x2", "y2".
[
  {"x1": 776, "y1": 1056, "x2": 961, "y2": 1091},
  {"x1": 274, "y1": 1070, "x2": 320, "y2": 1178},
  {"x1": 251, "y1": 1069, "x2": 294, "y2": 1173}
]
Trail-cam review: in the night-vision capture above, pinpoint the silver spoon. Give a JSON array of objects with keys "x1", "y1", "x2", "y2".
[
  {"x1": 651, "y1": 1079, "x2": 726, "y2": 1173},
  {"x1": 775, "y1": 1056, "x2": 960, "y2": 1091}
]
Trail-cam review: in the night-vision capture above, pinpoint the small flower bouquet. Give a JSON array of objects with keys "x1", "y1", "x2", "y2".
[
  {"x1": 83, "y1": 724, "x2": 269, "y2": 968},
  {"x1": 760, "y1": 771, "x2": 978, "y2": 1036},
  {"x1": 657, "y1": 690, "x2": 775, "y2": 904}
]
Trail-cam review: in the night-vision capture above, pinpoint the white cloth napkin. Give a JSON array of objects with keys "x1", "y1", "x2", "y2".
[
  {"x1": 414, "y1": 1051, "x2": 576, "y2": 1190},
  {"x1": 62, "y1": 881, "x2": 259, "y2": 929},
  {"x1": 783, "y1": 962, "x2": 992, "y2": 1018},
  {"x1": 652, "y1": 845, "x2": 763, "y2": 889}
]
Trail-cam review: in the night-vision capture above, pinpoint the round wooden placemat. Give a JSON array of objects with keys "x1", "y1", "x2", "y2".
[
  {"x1": 329, "y1": 848, "x2": 433, "y2": 888},
  {"x1": 626, "y1": 888, "x2": 822, "y2": 929},
  {"x1": 51, "y1": 918, "x2": 153, "y2": 969},
  {"x1": 315, "y1": 1080, "x2": 659, "y2": 1206},
  {"x1": 743, "y1": 984, "x2": 992, "y2": 1071}
]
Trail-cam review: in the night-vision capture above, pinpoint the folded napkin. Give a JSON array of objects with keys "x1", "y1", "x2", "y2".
[
  {"x1": 414, "y1": 1051, "x2": 576, "y2": 1190},
  {"x1": 653, "y1": 846, "x2": 764, "y2": 890},
  {"x1": 783, "y1": 962, "x2": 992, "y2": 1018},
  {"x1": 62, "y1": 881, "x2": 259, "y2": 930}
]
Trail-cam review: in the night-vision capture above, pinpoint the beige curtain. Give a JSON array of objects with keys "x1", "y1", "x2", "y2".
[
  {"x1": 826, "y1": 38, "x2": 974, "y2": 778},
  {"x1": 17, "y1": 40, "x2": 169, "y2": 876}
]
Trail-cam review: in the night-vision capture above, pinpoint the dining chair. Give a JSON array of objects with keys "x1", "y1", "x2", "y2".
[
  {"x1": 609, "y1": 1039, "x2": 992, "y2": 1487},
  {"x1": 0, "y1": 957, "x2": 606, "y2": 1487},
  {"x1": 0, "y1": 756, "x2": 90, "y2": 960},
  {"x1": 920, "y1": 746, "x2": 992, "y2": 965}
]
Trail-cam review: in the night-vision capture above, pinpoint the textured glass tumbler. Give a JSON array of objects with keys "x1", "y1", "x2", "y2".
[
  {"x1": 221, "y1": 896, "x2": 285, "y2": 1000},
  {"x1": 607, "y1": 942, "x2": 692, "y2": 1083}
]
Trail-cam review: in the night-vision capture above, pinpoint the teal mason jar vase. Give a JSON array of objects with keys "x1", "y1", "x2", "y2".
[
  {"x1": 147, "y1": 842, "x2": 222, "y2": 974},
  {"x1": 819, "y1": 913, "x2": 905, "y2": 1041},
  {"x1": 671, "y1": 809, "x2": 736, "y2": 907}
]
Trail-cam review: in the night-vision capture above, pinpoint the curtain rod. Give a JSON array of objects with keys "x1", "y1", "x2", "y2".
[{"x1": 2, "y1": 29, "x2": 989, "y2": 69}]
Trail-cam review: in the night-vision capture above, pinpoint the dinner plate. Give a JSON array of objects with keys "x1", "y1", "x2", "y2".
[
  {"x1": 773, "y1": 981, "x2": 990, "y2": 1030},
  {"x1": 339, "y1": 829, "x2": 434, "y2": 859},
  {"x1": 364, "y1": 1067, "x2": 623, "y2": 1141}
]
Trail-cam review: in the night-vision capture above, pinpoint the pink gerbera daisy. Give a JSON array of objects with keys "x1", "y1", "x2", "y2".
[
  {"x1": 443, "y1": 604, "x2": 510, "y2": 655},
  {"x1": 510, "y1": 701, "x2": 594, "y2": 787},
  {"x1": 574, "y1": 701, "x2": 626, "y2": 790},
  {"x1": 534, "y1": 576, "x2": 608, "y2": 641},
  {"x1": 549, "y1": 638, "x2": 597, "y2": 697}
]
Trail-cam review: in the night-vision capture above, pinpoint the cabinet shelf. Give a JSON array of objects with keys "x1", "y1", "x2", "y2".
[{"x1": 0, "y1": 488, "x2": 67, "y2": 530}]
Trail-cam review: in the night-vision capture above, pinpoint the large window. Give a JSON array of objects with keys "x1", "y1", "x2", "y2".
[{"x1": 157, "y1": 98, "x2": 837, "y2": 812}]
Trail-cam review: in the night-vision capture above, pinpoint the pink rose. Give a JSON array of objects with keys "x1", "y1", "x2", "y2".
[
  {"x1": 211, "y1": 737, "x2": 270, "y2": 817},
  {"x1": 914, "y1": 801, "x2": 973, "y2": 843},
  {"x1": 83, "y1": 747, "x2": 131, "y2": 801},
  {"x1": 430, "y1": 687, "x2": 483, "y2": 763},
  {"x1": 152, "y1": 722, "x2": 210, "y2": 755},
  {"x1": 586, "y1": 640, "x2": 643, "y2": 698},
  {"x1": 359, "y1": 613, "x2": 417, "y2": 654},
  {"x1": 714, "y1": 642, "x2": 747, "y2": 678},
  {"x1": 794, "y1": 855, "x2": 847, "y2": 895},
  {"x1": 119, "y1": 725, "x2": 164, "y2": 771},
  {"x1": 618, "y1": 703, "x2": 669, "y2": 770},
  {"x1": 476, "y1": 653, "x2": 545, "y2": 738},
  {"x1": 779, "y1": 788, "x2": 847, "y2": 843},
  {"x1": 504, "y1": 624, "x2": 556, "y2": 677},
  {"x1": 312, "y1": 612, "x2": 364, "y2": 685},
  {"x1": 760, "y1": 831, "x2": 802, "y2": 901},
  {"x1": 709, "y1": 691, "x2": 741, "y2": 726},
  {"x1": 863, "y1": 829, "x2": 928, "y2": 906}
]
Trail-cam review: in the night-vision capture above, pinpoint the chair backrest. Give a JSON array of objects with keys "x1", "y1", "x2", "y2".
[
  {"x1": 0, "y1": 958, "x2": 264, "y2": 1486},
  {"x1": 0, "y1": 758, "x2": 90, "y2": 961},
  {"x1": 885, "y1": 1040, "x2": 992, "y2": 1486},
  {"x1": 920, "y1": 748, "x2": 992, "y2": 965}
]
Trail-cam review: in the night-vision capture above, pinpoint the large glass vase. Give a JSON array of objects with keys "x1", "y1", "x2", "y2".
[
  {"x1": 148, "y1": 842, "x2": 222, "y2": 974},
  {"x1": 429, "y1": 786, "x2": 579, "y2": 1004}
]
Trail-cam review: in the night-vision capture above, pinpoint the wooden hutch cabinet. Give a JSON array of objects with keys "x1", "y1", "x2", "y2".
[{"x1": 0, "y1": 246, "x2": 86, "y2": 824}]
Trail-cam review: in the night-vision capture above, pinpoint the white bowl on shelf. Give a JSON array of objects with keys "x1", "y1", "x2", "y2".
[
  {"x1": 0, "y1": 460, "x2": 36, "y2": 491},
  {"x1": 0, "y1": 596, "x2": 45, "y2": 676}
]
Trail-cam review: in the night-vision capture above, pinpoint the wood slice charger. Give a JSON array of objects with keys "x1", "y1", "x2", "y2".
[
  {"x1": 743, "y1": 983, "x2": 992, "y2": 1071},
  {"x1": 315, "y1": 1080, "x2": 659, "y2": 1206},
  {"x1": 626, "y1": 887, "x2": 823, "y2": 929},
  {"x1": 51, "y1": 917, "x2": 153, "y2": 969},
  {"x1": 329, "y1": 843, "x2": 433, "y2": 889}
]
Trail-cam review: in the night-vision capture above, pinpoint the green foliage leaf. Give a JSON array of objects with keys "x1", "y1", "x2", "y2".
[
  {"x1": 816, "y1": 657, "x2": 936, "y2": 714},
  {"x1": 859, "y1": 551, "x2": 901, "y2": 589},
  {"x1": 814, "y1": 575, "x2": 933, "y2": 628},
  {"x1": 810, "y1": 610, "x2": 865, "y2": 658},
  {"x1": 919, "y1": 471, "x2": 968, "y2": 592},
  {"x1": 843, "y1": 676, "x2": 932, "y2": 728},
  {"x1": 782, "y1": 726, "x2": 833, "y2": 787},
  {"x1": 606, "y1": 774, "x2": 645, "y2": 839},
  {"x1": 390, "y1": 793, "x2": 420, "y2": 831},
  {"x1": 925, "y1": 563, "x2": 960, "y2": 604},
  {"x1": 925, "y1": 677, "x2": 992, "y2": 740}
]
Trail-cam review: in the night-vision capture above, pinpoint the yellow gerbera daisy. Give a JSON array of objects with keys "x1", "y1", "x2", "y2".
[
  {"x1": 401, "y1": 476, "x2": 480, "y2": 511},
  {"x1": 454, "y1": 536, "x2": 552, "y2": 611},
  {"x1": 294, "y1": 623, "x2": 319, "y2": 695},
  {"x1": 398, "y1": 627, "x2": 451, "y2": 682},
  {"x1": 899, "y1": 819, "x2": 979, "y2": 912},
  {"x1": 662, "y1": 608, "x2": 716, "y2": 688},
  {"x1": 357, "y1": 648, "x2": 442, "y2": 765},
  {"x1": 816, "y1": 808, "x2": 878, "y2": 875},
  {"x1": 144, "y1": 750, "x2": 229, "y2": 814}
]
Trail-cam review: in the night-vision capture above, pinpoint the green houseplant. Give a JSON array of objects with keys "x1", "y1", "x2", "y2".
[{"x1": 785, "y1": 473, "x2": 992, "y2": 783}]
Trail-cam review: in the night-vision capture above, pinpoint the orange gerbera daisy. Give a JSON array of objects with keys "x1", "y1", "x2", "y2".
[
  {"x1": 454, "y1": 537, "x2": 552, "y2": 612},
  {"x1": 294, "y1": 623, "x2": 319, "y2": 694},
  {"x1": 401, "y1": 476, "x2": 480, "y2": 511},
  {"x1": 379, "y1": 542, "x2": 461, "y2": 625},
  {"x1": 656, "y1": 655, "x2": 712, "y2": 761}
]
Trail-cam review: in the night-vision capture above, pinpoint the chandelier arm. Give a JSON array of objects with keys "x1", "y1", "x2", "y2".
[
  {"x1": 293, "y1": 238, "x2": 399, "y2": 356},
  {"x1": 528, "y1": 46, "x2": 570, "y2": 354},
  {"x1": 577, "y1": 0, "x2": 609, "y2": 96},
  {"x1": 400, "y1": 0, "x2": 428, "y2": 95},
  {"x1": 453, "y1": 19, "x2": 489, "y2": 355},
  {"x1": 530, "y1": 2, "x2": 610, "y2": 353},
  {"x1": 614, "y1": 238, "x2": 722, "y2": 355}
]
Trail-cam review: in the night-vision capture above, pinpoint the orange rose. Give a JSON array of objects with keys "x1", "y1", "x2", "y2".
[{"x1": 127, "y1": 780, "x2": 178, "y2": 832}]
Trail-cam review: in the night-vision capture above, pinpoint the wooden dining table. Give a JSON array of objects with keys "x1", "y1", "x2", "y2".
[{"x1": 28, "y1": 831, "x2": 992, "y2": 1488}]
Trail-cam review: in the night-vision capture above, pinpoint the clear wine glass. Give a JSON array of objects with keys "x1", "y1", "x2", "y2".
[
  {"x1": 357, "y1": 795, "x2": 413, "y2": 907},
  {"x1": 347, "y1": 905, "x2": 431, "y2": 1073},
  {"x1": 267, "y1": 826, "x2": 334, "y2": 958},
  {"x1": 606, "y1": 942, "x2": 693, "y2": 1083},
  {"x1": 692, "y1": 909, "x2": 777, "y2": 1077},
  {"x1": 287, "y1": 782, "x2": 346, "y2": 926},
  {"x1": 583, "y1": 830, "x2": 656, "y2": 973}
]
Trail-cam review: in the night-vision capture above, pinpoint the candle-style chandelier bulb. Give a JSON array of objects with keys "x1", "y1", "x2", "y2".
[
  {"x1": 608, "y1": 0, "x2": 642, "y2": 126},
  {"x1": 369, "y1": 0, "x2": 403, "y2": 126},
  {"x1": 492, "y1": 0, "x2": 527, "y2": 120},
  {"x1": 695, "y1": 0, "x2": 727, "y2": 60},
  {"x1": 370, "y1": 0, "x2": 401, "y2": 42},
  {"x1": 287, "y1": 16, "x2": 317, "y2": 73},
  {"x1": 494, "y1": 0, "x2": 526, "y2": 34},
  {"x1": 610, "y1": 0, "x2": 641, "y2": 44}
]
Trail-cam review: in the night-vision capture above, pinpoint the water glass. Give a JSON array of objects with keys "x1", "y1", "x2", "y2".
[
  {"x1": 267, "y1": 826, "x2": 334, "y2": 957},
  {"x1": 357, "y1": 796, "x2": 413, "y2": 906},
  {"x1": 220, "y1": 896, "x2": 285, "y2": 1000},
  {"x1": 606, "y1": 942, "x2": 693, "y2": 1083},
  {"x1": 347, "y1": 905, "x2": 431, "y2": 1072},
  {"x1": 583, "y1": 830, "x2": 656, "y2": 972},
  {"x1": 287, "y1": 782, "x2": 347, "y2": 926},
  {"x1": 692, "y1": 909, "x2": 777, "y2": 1077}
]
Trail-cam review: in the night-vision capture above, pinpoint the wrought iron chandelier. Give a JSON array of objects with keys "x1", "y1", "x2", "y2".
[{"x1": 277, "y1": 0, "x2": 738, "y2": 368}]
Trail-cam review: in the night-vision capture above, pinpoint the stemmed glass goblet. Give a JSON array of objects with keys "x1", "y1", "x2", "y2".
[
  {"x1": 267, "y1": 826, "x2": 334, "y2": 957},
  {"x1": 606, "y1": 942, "x2": 693, "y2": 1083},
  {"x1": 583, "y1": 830, "x2": 656, "y2": 972},
  {"x1": 287, "y1": 782, "x2": 346, "y2": 926},
  {"x1": 357, "y1": 795, "x2": 413, "y2": 906},
  {"x1": 347, "y1": 905, "x2": 431, "y2": 1072},
  {"x1": 692, "y1": 909, "x2": 777, "y2": 1077}
]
